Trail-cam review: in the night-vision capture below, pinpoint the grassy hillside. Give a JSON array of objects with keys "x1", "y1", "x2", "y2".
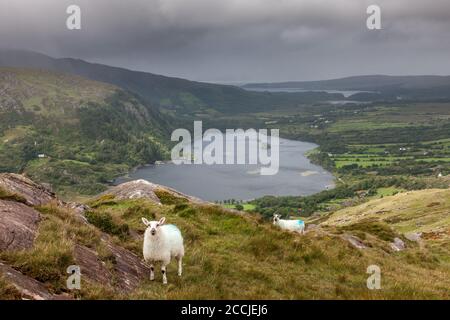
[
  {"x1": 1, "y1": 182, "x2": 449, "y2": 299},
  {"x1": 0, "y1": 68, "x2": 172, "y2": 196},
  {"x1": 323, "y1": 189, "x2": 450, "y2": 241}
]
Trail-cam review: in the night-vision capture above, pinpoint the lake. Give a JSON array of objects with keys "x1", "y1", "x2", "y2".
[
  {"x1": 115, "y1": 137, "x2": 335, "y2": 202},
  {"x1": 243, "y1": 87, "x2": 372, "y2": 98}
]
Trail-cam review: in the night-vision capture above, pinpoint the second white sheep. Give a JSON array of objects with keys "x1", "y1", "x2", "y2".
[{"x1": 273, "y1": 214, "x2": 305, "y2": 234}]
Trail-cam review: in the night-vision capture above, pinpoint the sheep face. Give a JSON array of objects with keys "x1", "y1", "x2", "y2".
[
  {"x1": 142, "y1": 217, "x2": 166, "y2": 236},
  {"x1": 273, "y1": 214, "x2": 281, "y2": 224}
]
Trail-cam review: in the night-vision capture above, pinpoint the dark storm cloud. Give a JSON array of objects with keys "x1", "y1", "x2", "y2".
[{"x1": 1, "y1": 0, "x2": 450, "y2": 81}]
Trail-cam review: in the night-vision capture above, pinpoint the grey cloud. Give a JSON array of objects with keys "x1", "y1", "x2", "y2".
[{"x1": 0, "y1": 0, "x2": 449, "y2": 81}]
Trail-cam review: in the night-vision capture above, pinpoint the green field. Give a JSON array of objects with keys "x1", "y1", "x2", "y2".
[{"x1": 222, "y1": 203, "x2": 256, "y2": 211}]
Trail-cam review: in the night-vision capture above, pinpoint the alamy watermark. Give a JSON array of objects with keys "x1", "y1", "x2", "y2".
[
  {"x1": 66, "y1": 4, "x2": 381, "y2": 31},
  {"x1": 67, "y1": 265, "x2": 81, "y2": 290},
  {"x1": 366, "y1": 265, "x2": 381, "y2": 290},
  {"x1": 171, "y1": 121, "x2": 280, "y2": 175}
]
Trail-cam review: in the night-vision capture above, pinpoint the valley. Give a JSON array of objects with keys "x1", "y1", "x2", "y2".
[{"x1": 0, "y1": 52, "x2": 449, "y2": 300}]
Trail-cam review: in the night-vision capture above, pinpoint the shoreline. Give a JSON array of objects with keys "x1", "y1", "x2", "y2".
[{"x1": 113, "y1": 137, "x2": 337, "y2": 201}]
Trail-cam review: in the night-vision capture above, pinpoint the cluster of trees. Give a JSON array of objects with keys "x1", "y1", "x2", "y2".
[{"x1": 215, "y1": 199, "x2": 244, "y2": 205}]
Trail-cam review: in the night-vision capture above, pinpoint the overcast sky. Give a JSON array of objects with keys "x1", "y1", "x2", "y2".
[{"x1": 1, "y1": 0, "x2": 450, "y2": 82}]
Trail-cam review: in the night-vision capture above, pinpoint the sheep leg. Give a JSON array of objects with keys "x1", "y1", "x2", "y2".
[
  {"x1": 177, "y1": 256, "x2": 183, "y2": 277},
  {"x1": 150, "y1": 264, "x2": 155, "y2": 281},
  {"x1": 161, "y1": 265, "x2": 168, "y2": 284}
]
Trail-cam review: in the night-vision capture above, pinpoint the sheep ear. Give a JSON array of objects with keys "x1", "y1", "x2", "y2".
[
  {"x1": 158, "y1": 217, "x2": 166, "y2": 226},
  {"x1": 141, "y1": 217, "x2": 150, "y2": 226}
]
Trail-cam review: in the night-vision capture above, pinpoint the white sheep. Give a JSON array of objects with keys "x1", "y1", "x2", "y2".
[
  {"x1": 141, "y1": 217, "x2": 184, "y2": 284},
  {"x1": 273, "y1": 214, "x2": 305, "y2": 234}
]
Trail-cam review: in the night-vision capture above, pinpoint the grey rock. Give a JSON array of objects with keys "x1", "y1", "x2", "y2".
[
  {"x1": 0, "y1": 200, "x2": 40, "y2": 251},
  {"x1": 404, "y1": 232, "x2": 422, "y2": 242},
  {"x1": 0, "y1": 173, "x2": 57, "y2": 206},
  {"x1": 341, "y1": 234, "x2": 366, "y2": 249},
  {"x1": 104, "y1": 179, "x2": 206, "y2": 204},
  {"x1": 390, "y1": 237, "x2": 406, "y2": 251},
  {"x1": 0, "y1": 262, "x2": 72, "y2": 300}
]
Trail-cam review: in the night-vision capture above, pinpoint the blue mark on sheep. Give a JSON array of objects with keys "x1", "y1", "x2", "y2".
[{"x1": 297, "y1": 220, "x2": 305, "y2": 226}]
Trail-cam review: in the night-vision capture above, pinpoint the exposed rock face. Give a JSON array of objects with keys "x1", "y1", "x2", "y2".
[
  {"x1": 73, "y1": 244, "x2": 114, "y2": 288},
  {"x1": 341, "y1": 234, "x2": 366, "y2": 249},
  {"x1": 0, "y1": 263, "x2": 71, "y2": 300},
  {"x1": 0, "y1": 173, "x2": 56, "y2": 206},
  {"x1": 405, "y1": 232, "x2": 422, "y2": 242},
  {"x1": 102, "y1": 236, "x2": 151, "y2": 291},
  {"x1": 74, "y1": 238, "x2": 151, "y2": 292},
  {"x1": 106, "y1": 180, "x2": 161, "y2": 203},
  {"x1": 105, "y1": 179, "x2": 205, "y2": 204},
  {"x1": 0, "y1": 200, "x2": 40, "y2": 251}
]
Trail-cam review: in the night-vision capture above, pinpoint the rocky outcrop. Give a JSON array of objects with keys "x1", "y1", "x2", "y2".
[
  {"x1": 405, "y1": 232, "x2": 422, "y2": 242},
  {"x1": 74, "y1": 238, "x2": 151, "y2": 292},
  {"x1": 0, "y1": 200, "x2": 40, "y2": 251},
  {"x1": 341, "y1": 234, "x2": 366, "y2": 249},
  {"x1": 0, "y1": 262, "x2": 71, "y2": 300},
  {"x1": 105, "y1": 179, "x2": 205, "y2": 204},
  {"x1": 0, "y1": 173, "x2": 56, "y2": 206},
  {"x1": 105, "y1": 180, "x2": 162, "y2": 203},
  {"x1": 390, "y1": 237, "x2": 406, "y2": 252},
  {"x1": 102, "y1": 236, "x2": 151, "y2": 291}
]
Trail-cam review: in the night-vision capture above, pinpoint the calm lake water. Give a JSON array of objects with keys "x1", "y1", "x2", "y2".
[
  {"x1": 244, "y1": 87, "x2": 371, "y2": 98},
  {"x1": 116, "y1": 137, "x2": 335, "y2": 201}
]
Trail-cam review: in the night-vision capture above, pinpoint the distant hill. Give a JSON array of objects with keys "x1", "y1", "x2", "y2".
[
  {"x1": 0, "y1": 50, "x2": 344, "y2": 114},
  {"x1": 244, "y1": 75, "x2": 450, "y2": 101},
  {"x1": 0, "y1": 67, "x2": 171, "y2": 195}
]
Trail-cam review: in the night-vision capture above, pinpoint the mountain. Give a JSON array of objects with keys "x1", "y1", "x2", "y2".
[
  {"x1": 0, "y1": 67, "x2": 171, "y2": 196},
  {"x1": 0, "y1": 50, "x2": 344, "y2": 114},
  {"x1": 244, "y1": 75, "x2": 450, "y2": 101},
  {"x1": 0, "y1": 173, "x2": 449, "y2": 299}
]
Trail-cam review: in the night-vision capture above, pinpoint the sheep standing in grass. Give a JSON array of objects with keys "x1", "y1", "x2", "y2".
[
  {"x1": 273, "y1": 214, "x2": 305, "y2": 234},
  {"x1": 141, "y1": 217, "x2": 184, "y2": 284}
]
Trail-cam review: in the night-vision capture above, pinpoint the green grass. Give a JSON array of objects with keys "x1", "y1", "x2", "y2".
[
  {"x1": 222, "y1": 203, "x2": 256, "y2": 211},
  {"x1": 0, "y1": 187, "x2": 27, "y2": 203},
  {"x1": 328, "y1": 120, "x2": 413, "y2": 132},
  {"x1": 0, "y1": 276, "x2": 22, "y2": 300}
]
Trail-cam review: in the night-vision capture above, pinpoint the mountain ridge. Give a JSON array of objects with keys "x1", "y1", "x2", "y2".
[
  {"x1": 0, "y1": 50, "x2": 355, "y2": 114},
  {"x1": 243, "y1": 75, "x2": 450, "y2": 101}
]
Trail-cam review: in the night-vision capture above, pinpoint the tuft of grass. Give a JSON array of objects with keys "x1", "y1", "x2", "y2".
[
  {"x1": 0, "y1": 276, "x2": 22, "y2": 300},
  {"x1": 0, "y1": 187, "x2": 27, "y2": 204},
  {"x1": 339, "y1": 220, "x2": 397, "y2": 242},
  {"x1": 154, "y1": 189, "x2": 188, "y2": 206},
  {"x1": 88, "y1": 194, "x2": 118, "y2": 208},
  {"x1": 0, "y1": 215, "x2": 75, "y2": 292},
  {"x1": 84, "y1": 210, "x2": 130, "y2": 240}
]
